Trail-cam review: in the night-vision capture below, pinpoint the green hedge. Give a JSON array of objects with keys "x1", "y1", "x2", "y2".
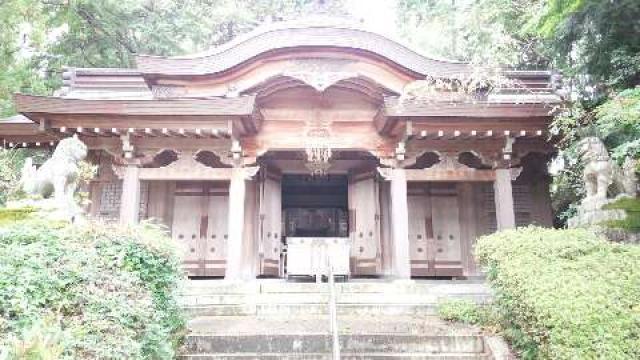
[
  {"x1": 0, "y1": 207, "x2": 35, "y2": 226},
  {"x1": 0, "y1": 218, "x2": 186, "y2": 359},
  {"x1": 476, "y1": 227, "x2": 640, "y2": 360}
]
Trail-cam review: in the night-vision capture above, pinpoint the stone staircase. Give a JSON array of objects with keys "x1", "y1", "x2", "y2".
[{"x1": 178, "y1": 280, "x2": 509, "y2": 359}]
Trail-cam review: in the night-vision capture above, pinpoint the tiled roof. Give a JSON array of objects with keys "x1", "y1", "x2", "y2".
[
  {"x1": 14, "y1": 94, "x2": 256, "y2": 116},
  {"x1": 136, "y1": 21, "x2": 471, "y2": 77}
]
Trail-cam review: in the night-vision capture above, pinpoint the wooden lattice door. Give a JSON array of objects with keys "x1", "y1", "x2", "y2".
[
  {"x1": 431, "y1": 194, "x2": 463, "y2": 276},
  {"x1": 348, "y1": 173, "x2": 380, "y2": 275},
  {"x1": 171, "y1": 190, "x2": 206, "y2": 277},
  {"x1": 171, "y1": 183, "x2": 230, "y2": 277},
  {"x1": 258, "y1": 170, "x2": 282, "y2": 277},
  {"x1": 408, "y1": 193, "x2": 431, "y2": 276},
  {"x1": 204, "y1": 191, "x2": 229, "y2": 276}
]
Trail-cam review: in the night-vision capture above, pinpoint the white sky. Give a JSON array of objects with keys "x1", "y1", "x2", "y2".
[{"x1": 345, "y1": 0, "x2": 399, "y2": 36}]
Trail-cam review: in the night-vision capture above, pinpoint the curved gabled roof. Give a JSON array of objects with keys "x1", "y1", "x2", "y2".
[{"x1": 135, "y1": 16, "x2": 471, "y2": 78}]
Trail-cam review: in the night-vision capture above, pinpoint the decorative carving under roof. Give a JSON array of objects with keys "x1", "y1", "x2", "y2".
[
  {"x1": 283, "y1": 59, "x2": 358, "y2": 92},
  {"x1": 430, "y1": 152, "x2": 472, "y2": 171},
  {"x1": 134, "y1": 151, "x2": 233, "y2": 181}
]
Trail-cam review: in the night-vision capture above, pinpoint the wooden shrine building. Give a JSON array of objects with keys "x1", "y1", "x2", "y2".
[{"x1": 0, "y1": 17, "x2": 560, "y2": 280}]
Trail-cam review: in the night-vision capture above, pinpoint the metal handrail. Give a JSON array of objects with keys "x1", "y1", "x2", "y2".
[{"x1": 327, "y1": 259, "x2": 340, "y2": 359}]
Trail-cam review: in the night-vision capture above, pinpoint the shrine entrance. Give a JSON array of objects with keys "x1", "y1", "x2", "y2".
[
  {"x1": 171, "y1": 181, "x2": 229, "y2": 277},
  {"x1": 407, "y1": 183, "x2": 464, "y2": 277},
  {"x1": 282, "y1": 175, "x2": 349, "y2": 238},
  {"x1": 281, "y1": 174, "x2": 351, "y2": 280},
  {"x1": 258, "y1": 150, "x2": 383, "y2": 279}
]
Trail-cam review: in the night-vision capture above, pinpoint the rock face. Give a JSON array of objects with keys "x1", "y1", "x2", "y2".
[
  {"x1": 18, "y1": 136, "x2": 88, "y2": 221},
  {"x1": 568, "y1": 137, "x2": 638, "y2": 243}
]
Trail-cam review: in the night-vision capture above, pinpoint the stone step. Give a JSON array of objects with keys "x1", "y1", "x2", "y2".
[
  {"x1": 179, "y1": 315, "x2": 509, "y2": 359},
  {"x1": 257, "y1": 303, "x2": 439, "y2": 317},
  {"x1": 182, "y1": 316, "x2": 487, "y2": 355},
  {"x1": 179, "y1": 293, "x2": 491, "y2": 307},
  {"x1": 183, "y1": 334, "x2": 486, "y2": 355},
  {"x1": 183, "y1": 302, "x2": 440, "y2": 317},
  {"x1": 179, "y1": 352, "x2": 491, "y2": 359},
  {"x1": 185, "y1": 304, "x2": 257, "y2": 317},
  {"x1": 181, "y1": 293, "x2": 444, "y2": 305},
  {"x1": 179, "y1": 280, "x2": 491, "y2": 297}
]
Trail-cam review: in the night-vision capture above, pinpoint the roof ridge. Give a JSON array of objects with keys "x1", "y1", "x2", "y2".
[{"x1": 136, "y1": 16, "x2": 465, "y2": 66}]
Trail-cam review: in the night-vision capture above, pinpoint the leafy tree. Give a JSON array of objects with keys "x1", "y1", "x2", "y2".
[
  {"x1": 529, "y1": 0, "x2": 640, "y2": 90},
  {"x1": 397, "y1": 0, "x2": 549, "y2": 68},
  {"x1": 47, "y1": 0, "x2": 326, "y2": 68},
  {"x1": 0, "y1": 0, "x2": 345, "y2": 115},
  {"x1": 0, "y1": 0, "x2": 56, "y2": 116}
]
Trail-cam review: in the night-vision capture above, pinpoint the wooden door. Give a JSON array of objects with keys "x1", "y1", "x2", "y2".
[
  {"x1": 348, "y1": 174, "x2": 380, "y2": 275},
  {"x1": 408, "y1": 194, "x2": 431, "y2": 276},
  {"x1": 204, "y1": 193, "x2": 228, "y2": 276},
  {"x1": 431, "y1": 195, "x2": 463, "y2": 276},
  {"x1": 171, "y1": 194, "x2": 205, "y2": 277},
  {"x1": 259, "y1": 170, "x2": 282, "y2": 277}
]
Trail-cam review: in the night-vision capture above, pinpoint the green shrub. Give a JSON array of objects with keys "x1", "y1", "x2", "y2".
[
  {"x1": 0, "y1": 218, "x2": 186, "y2": 359},
  {"x1": 476, "y1": 226, "x2": 640, "y2": 360},
  {"x1": 0, "y1": 207, "x2": 35, "y2": 226},
  {"x1": 437, "y1": 299, "x2": 490, "y2": 325}
]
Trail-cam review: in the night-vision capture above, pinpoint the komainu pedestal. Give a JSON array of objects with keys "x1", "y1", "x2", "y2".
[{"x1": 568, "y1": 137, "x2": 638, "y2": 243}]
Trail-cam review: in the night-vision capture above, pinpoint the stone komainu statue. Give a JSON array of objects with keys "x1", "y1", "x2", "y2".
[
  {"x1": 579, "y1": 136, "x2": 638, "y2": 202},
  {"x1": 21, "y1": 136, "x2": 88, "y2": 213}
]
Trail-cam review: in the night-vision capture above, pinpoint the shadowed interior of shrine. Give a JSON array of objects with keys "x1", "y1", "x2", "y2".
[{"x1": 282, "y1": 175, "x2": 349, "y2": 238}]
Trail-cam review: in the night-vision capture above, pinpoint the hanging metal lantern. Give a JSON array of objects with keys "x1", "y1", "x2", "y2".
[{"x1": 304, "y1": 127, "x2": 332, "y2": 176}]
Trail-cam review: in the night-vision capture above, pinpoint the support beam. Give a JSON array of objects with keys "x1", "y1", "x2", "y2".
[
  {"x1": 119, "y1": 164, "x2": 141, "y2": 225},
  {"x1": 493, "y1": 169, "x2": 516, "y2": 230},
  {"x1": 224, "y1": 166, "x2": 259, "y2": 280},
  {"x1": 226, "y1": 167, "x2": 247, "y2": 280},
  {"x1": 390, "y1": 168, "x2": 411, "y2": 279}
]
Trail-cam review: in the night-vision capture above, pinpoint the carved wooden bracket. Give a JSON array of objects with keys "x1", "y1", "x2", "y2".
[
  {"x1": 510, "y1": 167, "x2": 523, "y2": 181},
  {"x1": 376, "y1": 167, "x2": 393, "y2": 181},
  {"x1": 241, "y1": 166, "x2": 261, "y2": 180},
  {"x1": 120, "y1": 133, "x2": 134, "y2": 159},
  {"x1": 138, "y1": 151, "x2": 233, "y2": 180},
  {"x1": 431, "y1": 152, "x2": 472, "y2": 170}
]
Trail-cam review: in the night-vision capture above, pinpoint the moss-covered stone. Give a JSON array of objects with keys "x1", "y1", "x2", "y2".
[{"x1": 602, "y1": 197, "x2": 640, "y2": 232}]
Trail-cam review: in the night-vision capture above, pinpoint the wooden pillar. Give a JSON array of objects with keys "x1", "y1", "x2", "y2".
[
  {"x1": 241, "y1": 179, "x2": 258, "y2": 279},
  {"x1": 494, "y1": 169, "x2": 516, "y2": 230},
  {"x1": 390, "y1": 168, "x2": 411, "y2": 279},
  {"x1": 119, "y1": 164, "x2": 140, "y2": 225},
  {"x1": 226, "y1": 167, "x2": 248, "y2": 281},
  {"x1": 89, "y1": 181, "x2": 102, "y2": 218}
]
